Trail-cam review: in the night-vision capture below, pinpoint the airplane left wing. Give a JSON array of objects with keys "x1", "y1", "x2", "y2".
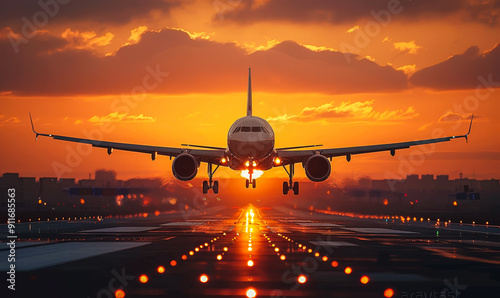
[
  {"x1": 276, "y1": 116, "x2": 473, "y2": 165},
  {"x1": 29, "y1": 113, "x2": 225, "y2": 164}
]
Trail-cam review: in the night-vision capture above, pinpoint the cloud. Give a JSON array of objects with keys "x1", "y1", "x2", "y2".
[
  {"x1": 393, "y1": 41, "x2": 422, "y2": 54},
  {"x1": 438, "y1": 111, "x2": 474, "y2": 123},
  {"x1": 88, "y1": 112, "x2": 156, "y2": 123},
  {"x1": 59, "y1": 29, "x2": 114, "y2": 51},
  {"x1": 124, "y1": 26, "x2": 149, "y2": 46},
  {"x1": 0, "y1": 0, "x2": 182, "y2": 30},
  {"x1": 410, "y1": 44, "x2": 500, "y2": 90},
  {"x1": 267, "y1": 100, "x2": 418, "y2": 123},
  {"x1": 396, "y1": 64, "x2": 416, "y2": 75},
  {"x1": 346, "y1": 25, "x2": 359, "y2": 33},
  {"x1": 0, "y1": 115, "x2": 21, "y2": 126},
  {"x1": 216, "y1": 0, "x2": 500, "y2": 26},
  {"x1": 0, "y1": 28, "x2": 408, "y2": 95}
]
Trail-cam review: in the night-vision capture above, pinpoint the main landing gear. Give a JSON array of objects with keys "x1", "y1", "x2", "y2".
[
  {"x1": 203, "y1": 163, "x2": 219, "y2": 194},
  {"x1": 282, "y1": 163, "x2": 299, "y2": 195},
  {"x1": 245, "y1": 169, "x2": 257, "y2": 189}
]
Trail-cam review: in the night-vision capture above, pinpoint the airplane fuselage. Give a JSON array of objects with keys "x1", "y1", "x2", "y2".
[{"x1": 226, "y1": 116, "x2": 276, "y2": 171}]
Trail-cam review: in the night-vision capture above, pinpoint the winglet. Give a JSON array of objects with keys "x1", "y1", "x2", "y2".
[
  {"x1": 29, "y1": 112, "x2": 39, "y2": 141},
  {"x1": 464, "y1": 114, "x2": 473, "y2": 143},
  {"x1": 247, "y1": 68, "x2": 252, "y2": 117}
]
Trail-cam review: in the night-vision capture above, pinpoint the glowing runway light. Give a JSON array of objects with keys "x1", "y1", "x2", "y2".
[
  {"x1": 248, "y1": 247, "x2": 253, "y2": 251},
  {"x1": 314, "y1": 252, "x2": 320, "y2": 257},
  {"x1": 170, "y1": 260, "x2": 177, "y2": 266},
  {"x1": 331, "y1": 261, "x2": 338, "y2": 267},
  {"x1": 195, "y1": 247, "x2": 200, "y2": 252},
  {"x1": 280, "y1": 255, "x2": 286, "y2": 261},
  {"x1": 223, "y1": 247, "x2": 228, "y2": 251},
  {"x1": 322, "y1": 256, "x2": 328, "y2": 262},
  {"x1": 298, "y1": 275, "x2": 307, "y2": 284},
  {"x1": 344, "y1": 267, "x2": 352, "y2": 274},
  {"x1": 217, "y1": 254, "x2": 223, "y2": 260},
  {"x1": 157, "y1": 266, "x2": 165, "y2": 274},
  {"x1": 360, "y1": 275, "x2": 369, "y2": 284},
  {"x1": 199, "y1": 274, "x2": 209, "y2": 283},
  {"x1": 189, "y1": 251, "x2": 194, "y2": 255},
  {"x1": 274, "y1": 247, "x2": 279, "y2": 252},
  {"x1": 247, "y1": 260, "x2": 254, "y2": 267},
  {"x1": 246, "y1": 288, "x2": 257, "y2": 298},
  {"x1": 384, "y1": 288, "x2": 395, "y2": 297},
  {"x1": 139, "y1": 274, "x2": 148, "y2": 283},
  {"x1": 181, "y1": 255, "x2": 187, "y2": 260},
  {"x1": 115, "y1": 289, "x2": 125, "y2": 298}
]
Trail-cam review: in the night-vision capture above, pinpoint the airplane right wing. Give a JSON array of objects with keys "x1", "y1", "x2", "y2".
[{"x1": 276, "y1": 115, "x2": 473, "y2": 165}]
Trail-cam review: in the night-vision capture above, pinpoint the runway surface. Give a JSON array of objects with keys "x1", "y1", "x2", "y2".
[{"x1": 2, "y1": 205, "x2": 500, "y2": 297}]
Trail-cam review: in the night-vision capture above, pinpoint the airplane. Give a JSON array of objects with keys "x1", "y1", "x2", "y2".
[{"x1": 30, "y1": 68, "x2": 473, "y2": 195}]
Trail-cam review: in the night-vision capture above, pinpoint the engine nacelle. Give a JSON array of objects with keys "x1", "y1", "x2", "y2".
[
  {"x1": 172, "y1": 153, "x2": 198, "y2": 181},
  {"x1": 304, "y1": 154, "x2": 331, "y2": 182}
]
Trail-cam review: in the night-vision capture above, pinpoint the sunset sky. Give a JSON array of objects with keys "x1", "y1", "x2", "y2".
[{"x1": 1, "y1": 0, "x2": 499, "y2": 182}]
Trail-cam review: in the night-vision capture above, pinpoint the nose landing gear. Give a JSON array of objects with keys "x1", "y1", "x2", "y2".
[{"x1": 245, "y1": 169, "x2": 257, "y2": 189}]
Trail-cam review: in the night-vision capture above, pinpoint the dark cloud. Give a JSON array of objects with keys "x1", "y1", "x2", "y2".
[
  {"x1": 0, "y1": 28, "x2": 408, "y2": 96},
  {"x1": 0, "y1": 0, "x2": 182, "y2": 30},
  {"x1": 410, "y1": 44, "x2": 500, "y2": 90},
  {"x1": 216, "y1": 0, "x2": 500, "y2": 26}
]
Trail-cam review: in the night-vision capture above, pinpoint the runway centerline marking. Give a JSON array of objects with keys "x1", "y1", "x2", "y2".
[{"x1": 343, "y1": 228, "x2": 419, "y2": 234}]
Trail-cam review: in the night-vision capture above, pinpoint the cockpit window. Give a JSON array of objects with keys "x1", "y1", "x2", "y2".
[
  {"x1": 261, "y1": 127, "x2": 269, "y2": 133},
  {"x1": 251, "y1": 127, "x2": 262, "y2": 132},
  {"x1": 241, "y1": 126, "x2": 251, "y2": 132},
  {"x1": 233, "y1": 127, "x2": 241, "y2": 133}
]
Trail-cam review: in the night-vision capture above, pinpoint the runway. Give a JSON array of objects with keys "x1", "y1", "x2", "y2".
[{"x1": 2, "y1": 205, "x2": 500, "y2": 297}]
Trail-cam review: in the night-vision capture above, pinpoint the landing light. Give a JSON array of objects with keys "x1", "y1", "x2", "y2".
[
  {"x1": 252, "y1": 161, "x2": 257, "y2": 167},
  {"x1": 221, "y1": 157, "x2": 227, "y2": 164},
  {"x1": 245, "y1": 161, "x2": 250, "y2": 167},
  {"x1": 274, "y1": 157, "x2": 281, "y2": 165}
]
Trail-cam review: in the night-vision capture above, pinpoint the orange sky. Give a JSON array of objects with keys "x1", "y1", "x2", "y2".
[{"x1": 1, "y1": 0, "x2": 499, "y2": 181}]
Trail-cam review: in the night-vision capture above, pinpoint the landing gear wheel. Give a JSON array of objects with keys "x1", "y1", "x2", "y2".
[
  {"x1": 252, "y1": 179, "x2": 256, "y2": 188},
  {"x1": 283, "y1": 181, "x2": 289, "y2": 195},
  {"x1": 293, "y1": 181, "x2": 299, "y2": 195},
  {"x1": 213, "y1": 181, "x2": 219, "y2": 194},
  {"x1": 202, "y1": 181, "x2": 209, "y2": 194},
  {"x1": 246, "y1": 179, "x2": 250, "y2": 188}
]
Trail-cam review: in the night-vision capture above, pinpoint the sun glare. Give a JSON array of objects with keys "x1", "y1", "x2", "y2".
[{"x1": 240, "y1": 170, "x2": 264, "y2": 180}]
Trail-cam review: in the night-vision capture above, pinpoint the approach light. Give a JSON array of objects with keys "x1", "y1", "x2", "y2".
[
  {"x1": 157, "y1": 266, "x2": 165, "y2": 274},
  {"x1": 114, "y1": 289, "x2": 125, "y2": 298},
  {"x1": 246, "y1": 288, "x2": 257, "y2": 298},
  {"x1": 139, "y1": 274, "x2": 148, "y2": 283},
  {"x1": 280, "y1": 255, "x2": 286, "y2": 260},
  {"x1": 298, "y1": 275, "x2": 307, "y2": 284},
  {"x1": 223, "y1": 247, "x2": 228, "y2": 251},
  {"x1": 170, "y1": 260, "x2": 177, "y2": 266},
  {"x1": 322, "y1": 256, "x2": 328, "y2": 262},
  {"x1": 344, "y1": 267, "x2": 352, "y2": 274},
  {"x1": 360, "y1": 275, "x2": 369, "y2": 284},
  {"x1": 247, "y1": 260, "x2": 254, "y2": 267},
  {"x1": 199, "y1": 274, "x2": 209, "y2": 283},
  {"x1": 331, "y1": 261, "x2": 338, "y2": 267},
  {"x1": 384, "y1": 288, "x2": 395, "y2": 297},
  {"x1": 217, "y1": 254, "x2": 223, "y2": 260}
]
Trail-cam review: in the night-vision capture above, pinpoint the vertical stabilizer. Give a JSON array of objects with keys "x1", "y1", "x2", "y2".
[{"x1": 247, "y1": 68, "x2": 252, "y2": 117}]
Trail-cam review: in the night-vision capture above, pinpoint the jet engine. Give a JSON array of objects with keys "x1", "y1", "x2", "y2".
[
  {"x1": 172, "y1": 153, "x2": 198, "y2": 181},
  {"x1": 304, "y1": 154, "x2": 331, "y2": 182}
]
